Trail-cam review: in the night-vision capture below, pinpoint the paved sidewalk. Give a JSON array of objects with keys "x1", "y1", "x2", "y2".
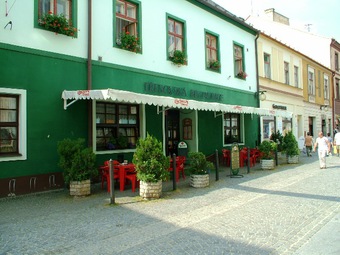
[{"x1": 0, "y1": 153, "x2": 339, "y2": 255}]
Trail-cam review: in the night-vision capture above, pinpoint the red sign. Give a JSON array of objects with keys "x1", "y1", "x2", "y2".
[
  {"x1": 174, "y1": 99, "x2": 189, "y2": 106},
  {"x1": 77, "y1": 90, "x2": 90, "y2": 96}
]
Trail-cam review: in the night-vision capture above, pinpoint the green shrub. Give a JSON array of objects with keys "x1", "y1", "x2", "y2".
[
  {"x1": 282, "y1": 131, "x2": 300, "y2": 156},
  {"x1": 188, "y1": 151, "x2": 214, "y2": 175},
  {"x1": 132, "y1": 133, "x2": 170, "y2": 182},
  {"x1": 57, "y1": 138, "x2": 97, "y2": 184},
  {"x1": 259, "y1": 140, "x2": 277, "y2": 160}
]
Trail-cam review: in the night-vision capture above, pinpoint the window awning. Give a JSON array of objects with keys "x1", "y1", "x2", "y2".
[{"x1": 62, "y1": 89, "x2": 292, "y2": 118}]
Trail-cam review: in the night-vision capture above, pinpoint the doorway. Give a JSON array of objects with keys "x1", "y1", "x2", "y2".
[{"x1": 165, "y1": 110, "x2": 180, "y2": 156}]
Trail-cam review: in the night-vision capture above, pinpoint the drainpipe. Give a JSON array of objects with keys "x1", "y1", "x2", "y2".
[
  {"x1": 332, "y1": 71, "x2": 335, "y2": 134},
  {"x1": 254, "y1": 32, "x2": 261, "y2": 146},
  {"x1": 87, "y1": 0, "x2": 93, "y2": 147}
]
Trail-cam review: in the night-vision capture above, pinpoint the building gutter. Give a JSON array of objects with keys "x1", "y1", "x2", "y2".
[
  {"x1": 87, "y1": 0, "x2": 93, "y2": 147},
  {"x1": 254, "y1": 32, "x2": 261, "y2": 145}
]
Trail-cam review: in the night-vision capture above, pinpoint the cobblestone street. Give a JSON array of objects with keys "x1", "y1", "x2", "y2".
[{"x1": 1, "y1": 154, "x2": 339, "y2": 255}]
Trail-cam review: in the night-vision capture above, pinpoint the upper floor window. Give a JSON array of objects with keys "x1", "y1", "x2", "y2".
[
  {"x1": 284, "y1": 61, "x2": 290, "y2": 85},
  {"x1": 205, "y1": 32, "x2": 220, "y2": 71},
  {"x1": 294, "y1": 66, "x2": 299, "y2": 88},
  {"x1": 336, "y1": 79, "x2": 340, "y2": 100},
  {"x1": 223, "y1": 113, "x2": 242, "y2": 144},
  {"x1": 167, "y1": 15, "x2": 186, "y2": 65},
  {"x1": 308, "y1": 67, "x2": 315, "y2": 95},
  {"x1": 96, "y1": 102, "x2": 139, "y2": 151},
  {"x1": 115, "y1": 0, "x2": 141, "y2": 53},
  {"x1": 264, "y1": 53, "x2": 271, "y2": 79},
  {"x1": 335, "y1": 52, "x2": 339, "y2": 71},
  {"x1": 234, "y1": 43, "x2": 246, "y2": 79},
  {"x1": 37, "y1": 0, "x2": 77, "y2": 37},
  {"x1": 324, "y1": 74, "x2": 329, "y2": 100}
]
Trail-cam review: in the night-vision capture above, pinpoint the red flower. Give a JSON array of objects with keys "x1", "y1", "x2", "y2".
[
  {"x1": 48, "y1": 11, "x2": 53, "y2": 14},
  {"x1": 126, "y1": 31, "x2": 130, "y2": 35}
]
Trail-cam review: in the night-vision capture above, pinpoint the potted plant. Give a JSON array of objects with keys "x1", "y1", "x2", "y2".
[
  {"x1": 282, "y1": 131, "x2": 300, "y2": 163},
  {"x1": 132, "y1": 133, "x2": 170, "y2": 199},
  {"x1": 169, "y1": 50, "x2": 187, "y2": 66},
  {"x1": 57, "y1": 138, "x2": 97, "y2": 196},
  {"x1": 118, "y1": 31, "x2": 141, "y2": 53},
  {"x1": 38, "y1": 11, "x2": 77, "y2": 38},
  {"x1": 258, "y1": 140, "x2": 277, "y2": 170},
  {"x1": 208, "y1": 59, "x2": 221, "y2": 70},
  {"x1": 188, "y1": 151, "x2": 214, "y2": 188},
  {"x1": 270, "y1": 130, "x2": 283, "y2": 154},
  {"x1": 236, "y1": 70, "x2": 247, "y2": 79}
]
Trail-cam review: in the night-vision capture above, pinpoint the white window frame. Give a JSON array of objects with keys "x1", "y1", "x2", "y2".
[
  {"x1": 324, "y1": 74, "x2": 329, "y2": 100},
  {"x1": 264, "y1": 53, "x2": 271, "y2": 79},
  {"x1": 284, "y1": 61, "x2": 290, "y2": 85},
  {"x1": 308, "y1": 66, "x2": 315, "y2": 95},
  {"x1": 294, "y1": 65, "x2": 299, "y2": 88},
  {"x1": 0, "y1": 88, "x2": 27, "y2": 162}
]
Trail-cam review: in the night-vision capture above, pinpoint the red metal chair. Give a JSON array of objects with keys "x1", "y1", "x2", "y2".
[
  {"x1": 168, "y1": 156, "x2": 186, "y2": 182},
  {"x1": 222, "y1": 149, "x2": 231, "y2": 167},
  {"x1": 100, "y1": 160, "x2": 120, "y2": 192},
  {"x1": 124, "y1": 165, "x2": 139, "y2": 192}
]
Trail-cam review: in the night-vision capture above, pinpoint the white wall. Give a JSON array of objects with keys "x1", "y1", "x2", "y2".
[{"x1": 1, "y1": 0, "x2": 258, "y2": 93}]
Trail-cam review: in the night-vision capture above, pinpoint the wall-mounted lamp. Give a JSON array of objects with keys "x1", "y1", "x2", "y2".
[
  {"x1": 255, "y1": 90, "x2": 267, "y2": 101},
  {"x1": 320, "y1": 105, "x2": 328, "y2": 111}
]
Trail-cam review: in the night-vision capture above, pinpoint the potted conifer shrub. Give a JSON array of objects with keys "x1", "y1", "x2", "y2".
[
  {"x1": 188, "y1": 151, "x2": 214, "y2": 188},
  {"x1": 132, "y1": 133, "x2": 170, "y2": 199},
  {"x1": 57, "y1": 138, "x2": 97, "y2": 196},
  {"x1": 258, "y1": 140, "x2": 277, "y2": 170},
  {"x1": 282, "y1": 131, "x2": 300, "y2": 164}
]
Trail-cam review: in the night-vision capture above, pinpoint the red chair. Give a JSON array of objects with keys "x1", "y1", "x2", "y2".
[
  {"x1": 168, "y1": 156, "x2": 186, "y2": 182},
  {"x1": 100, "y1": 160, "x2": 119, "y2": 192},
  {"x1": 177, "y1": 156, "x2": 186, "y2": 181},
  {"x1": 240, "y1": 150, "x2": 256, "y2": 168},
  {"x1": 222, "y1": 149, "x2": 230, "y2": 167},
  {"x1": 124, "y1": 166, "x2": 139, "y2": 192}
]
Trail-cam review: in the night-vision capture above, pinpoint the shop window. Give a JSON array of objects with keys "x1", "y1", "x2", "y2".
[
  {"x1": 223, "y1": 113, "x2": 242, "y2": 144},
  {"x1": 0, "y1": 89, "x2": 26, "y2": 161},
  {"x1": 205, "y1": 31, "x2": 220, "y2": 71},
  {"x1": 234, "y1": 43, "x2": 246, "y2": 79},
  {"x1": 263, "y1": 116, "x2": 275, "y2": 140},
  {"x1": 115, "y1": 0, "x2": 140, "y2": 51},
  {"x1": 96, "y1": 102, "x2": 139, "y2": 151}
]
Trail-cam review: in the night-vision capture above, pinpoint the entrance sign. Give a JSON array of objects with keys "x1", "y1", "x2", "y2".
[{"x1": 229, "y1": 143, "x2": 243, "y2": 178}]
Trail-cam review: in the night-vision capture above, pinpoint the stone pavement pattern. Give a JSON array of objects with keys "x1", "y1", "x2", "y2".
[{"x1": 0, "y1": 154, "x2": 339, "y2": 255}]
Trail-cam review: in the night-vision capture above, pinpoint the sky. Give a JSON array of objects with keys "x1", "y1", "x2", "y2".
[{"x1": 212, "y1": 0, "x2": 340, "y2": 41}]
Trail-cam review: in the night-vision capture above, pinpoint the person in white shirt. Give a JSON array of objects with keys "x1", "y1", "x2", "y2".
[
  {"x1": 313, "y1": 132, "x2": 330, "y2": 169},
  {"x1": 334, "y1": 131, "x2": 340, "y2": 157}
]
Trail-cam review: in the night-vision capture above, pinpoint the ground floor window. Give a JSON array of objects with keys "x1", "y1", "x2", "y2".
[
  {"x1": 282, "y1": 118, "x2": 292, "y2": 136},
  {"x1": 95, "y1": 102, "x2": 139, "y2": 151},
  {"x1": 263, "y1": 116, "x2": 275, "y2": 140},
  {"x1": 223, "y1": 113, "x2": 241, "y2": 144},
  {"x1": 0, "y1": 88, "x2": 26, "y2": 161}
]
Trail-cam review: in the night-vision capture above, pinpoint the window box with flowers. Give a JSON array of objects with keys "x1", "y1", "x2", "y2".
[
  {"x1": 169, "y1": 50, "x2": 187, "y2": 66},
  {"x1": 236, "y1": 70, "x2": 247, "y2": 79},
  {"x1": 208, "y1": 59, "x2": 221, "y2": 70},
  {"x1": 117, "y1": 32, "x2": 141, "y2": 53},
  {"x1": 38, "y1": 11, "x2": 77, "y2": 38}
]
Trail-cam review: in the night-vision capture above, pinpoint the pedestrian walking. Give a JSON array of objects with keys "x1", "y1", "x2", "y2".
[
  {"x1": 313, "y1": 131, "x2": 330, "y2": 169},
  {"x1": 334, "y1": 130, "x2": 340, "y2": 157},
  {"x1": 326, "y1": 132, "x2": 333, "y2": 156},
  {"x1": 305, "y1": 132, "x2": 313, "y2": 157}
]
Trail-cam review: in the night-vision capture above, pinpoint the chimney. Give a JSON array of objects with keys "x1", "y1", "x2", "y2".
[{"x1": 264, "y1": 8, "x2": 290, "y2": 25}]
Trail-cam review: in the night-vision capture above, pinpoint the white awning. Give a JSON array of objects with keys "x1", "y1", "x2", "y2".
[{"x1": 62, "y1": 89, "x2": 292, "y2": 118}]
